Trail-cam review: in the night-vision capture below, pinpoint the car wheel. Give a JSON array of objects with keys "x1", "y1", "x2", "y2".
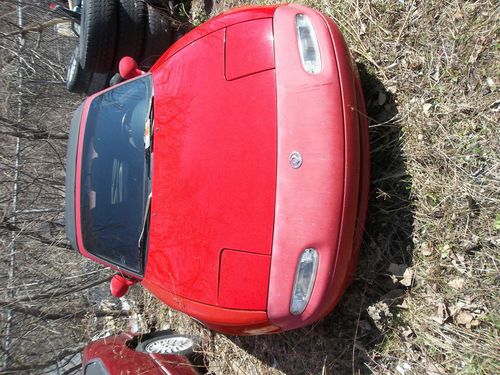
[
  {"x1": 114, "y1": 0, "x2": 147, "y2": 68},
  {"x1": 140, "y1": 4, "x2": 173, "y2": 70},
  {"x1": 66, "y1": 47, "x2": 90, "y2": 94},
  {"x1": 79, "y1": 0, "x2": 118, "y2": 73},
  {"x1": 85, "y1": 72, "x2": 111, "y2": 95},
  {"x1": 109, "y1": 72, "x2": 124, "y2": 87},
  {"x1": 145, "y1": 0, "x2": 170, "y2": 8},
  {"x1": 137, "y1": 334, "x2": 196, "y2": 356}
]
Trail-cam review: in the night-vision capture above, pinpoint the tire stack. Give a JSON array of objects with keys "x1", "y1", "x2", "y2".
[{"x1": 66, "y1": 0, "x2": 178, "y2": 95}]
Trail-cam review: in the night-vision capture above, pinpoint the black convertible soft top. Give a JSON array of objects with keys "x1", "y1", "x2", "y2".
[{"x1": 65, "y1": 101, "x2": 84, "y2": 252}]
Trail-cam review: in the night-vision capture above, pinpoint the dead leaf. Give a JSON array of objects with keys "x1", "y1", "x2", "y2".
[
  {"x1": 455, "y1": 310, "x2": 474, "y2": 326},
  {"x1": 452, "y1": 10, "x2": 464, "y2": 20},
  {"x1": 432, "y1": 301, "x2": 449, "y2": 325},
  {"x1": 450, "y1": 252, "x2": 467, "y2": 274},
  {"x1": 367, "y1": 302, "x2": 393, "y2": 329},
  {"x1": 401, "y1": 326, "x2": 414, "y2": 338},
  {"x1": 396, "y1": 362, "x2": 412, "y2": 375},
  {"x1": 423, "y1": 103, "x2": 432, "y2": 115},
  {"x1": 426, "y1": 362, "x2": 447, "y2": 375},
  {"x1": 448, "y1": 278, "x2": 465, "y2": 290},
  {"x1": 360, "y1": 22, "x2": 367, "y2": 36},
  {"x1": 440, "y1": 243, "x2": 451, "y2": 259},
  {"x1": 397, "y1": 299, "x2": 409, "y2": 309},
  {"x1": 400, "y1": 268, "x2": 414, "y2": 287},
  {"x1": 486, "y1": 77, "x2": 496, "y2": 90},
  {"x1": 421, "y1": 242, "x2": 433, "y2": 256}
]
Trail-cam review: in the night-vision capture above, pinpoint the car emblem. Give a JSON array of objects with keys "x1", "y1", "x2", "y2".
[{"x1": 289, "y1": 151, "x2": 303, "y2": 169}]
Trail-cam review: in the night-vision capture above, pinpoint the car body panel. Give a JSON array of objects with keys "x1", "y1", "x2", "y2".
[
  {"x1": 151, "y1": 6, "x2": 279, "y2": 70},
  {"x1": 66, "y1": 4, "x2": 370, "y2": 335},
  {"x1": 218, "y1": 249, "x2": 271, "y2": 310},
  {"x1": 145, "y1": 28, "x2": 277, "y2": 306},
  {"x1": 267, "y1": 4, "x2": 362, "y2": 329},
  {"x1": 225, "y1": 18, "x2": 275, "y2": 80},
  {"x1": 82, "y1": 333, "x2": 199, "y2": 375}
]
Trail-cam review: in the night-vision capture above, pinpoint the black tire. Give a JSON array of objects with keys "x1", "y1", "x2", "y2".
[
  {"x1": 109, "y1": 72, "x2": 124, "y2": 87},
  {"x1": 140, "y1": 4, "x2": 173, "y2": 69},
  {"x1": 114, "y1": 0, "x2": 147, "y2": 68},
  {"x1": 146, "y1": 0, "x2": 170, "y2": 8},
  {"x1": 85, "y1": 71, "x2": 110, "y2": 95},
  {"x1": 79, "y1": 0, "x2": 119, "y2": 73},
  {"x1": 136, "y1": 333, "x2": 196, "y2": 356},
  {"x1": 66, "y1": 47, "x2": 90, "y2": 94}
]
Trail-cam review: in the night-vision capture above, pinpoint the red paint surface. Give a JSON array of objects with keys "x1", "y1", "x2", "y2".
[
  {"x1": 266, "y1": 4, "x2": 365, "y2": 330},
  {"x1": 71, "y1": 4, "x2": 370, "y2": 335},
  {"x1": 151, "y1": 6, "x2": 279, "y2": 70},
  {"x1": 82, "y1": 333, "x2": 198, "y2": 374},
  {"x1": 145, "y1": 29, "x2": 277, "y2": 306},
  {"x1": 218, "y1": 249, "x2": 271, "y2": 310},
  {"x1": 141, "y1": 277, "x2": 279, "y2": 335},
  {"x1": 225, "y1": 18, "x2": 275, "y2": 80}
]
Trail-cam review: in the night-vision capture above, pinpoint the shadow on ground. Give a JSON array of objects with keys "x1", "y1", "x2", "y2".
[{"x1": 222, "y1": 65, "x2": 415, "y2": 374}]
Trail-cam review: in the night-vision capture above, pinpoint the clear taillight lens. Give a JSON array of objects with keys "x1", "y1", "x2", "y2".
[
  {"x1": 296, "y1": 14, "x2": 322, "y2": 74},
  {"x1": 290, "y1": 248, "x2": 319, "y2": 315}
]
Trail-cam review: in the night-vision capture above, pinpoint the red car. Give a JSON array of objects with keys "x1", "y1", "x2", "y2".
[
  {"x1": 65, "y1": 4, "x2": 369, "y2": 335},
  {"x1": 82, "y1": 331, "x2": 201, "y2": 374}
]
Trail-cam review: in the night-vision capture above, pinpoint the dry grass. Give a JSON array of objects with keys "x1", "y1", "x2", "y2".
[{"x1": 142, "y1": 0, "x2": 499, "y2": 374}]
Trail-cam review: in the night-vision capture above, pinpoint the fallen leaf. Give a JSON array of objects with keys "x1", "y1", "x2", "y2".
[
  {"x1": 367, "y1": 302, "x2": 393, "y2": 330},
  {"x1": 397, "y1": 299, "x2": 409, "y2": 309},
  {"x1": 448, "y1": 278, "x2": 465, "y2": 290},
  {"x1": 466, "y1": 195, "x2": 480, "y2": 215},
  {"x1": 426, "y1": 362, "x2": 447, "y2": 375},
  {"x1": 452, "y1": 10, "x2": 464, "y2": 20},
  {"x1": 423, "y1": 103, "x2": 432, "y2": 115},
  {"x1": 440, "y1": 243, "x2": 451, "y2": 259},
  {"x1": 455, "y1": 310, "x2": 474, "y2": 326},
  {"x1": 401, "y1": 326, "x2": 414, "y2": 338},
  {"x1": 396, "y1": 362, "x2": 412, "y2": 375},
  {"x1": 387, "y1": 85, "x2": 398, "y2": 94},
  {"x1": 400, "y1": 268, "x2": 414, "y2": 287},
  {"x1": 486, "y1": 77, "x2": 495, "y2": 90},
  {"x1": 360, "y1": 22, "x2": 367, "y2": 36},
  {"x1": 450, "y1": 252, "x2": 467, "y2": 274},
  {"x1": 421, "y1": 242, "x2": 433, "y2": 256},
  {"x1": 432, "y1": 301, "x2": 449, "y2": 325}
]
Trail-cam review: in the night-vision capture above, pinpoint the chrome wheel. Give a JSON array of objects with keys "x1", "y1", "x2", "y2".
[
  {"x1": 143, "y1": 336, "x2": 194, "y2": 354},
  {"x1": 67, "y1": 55, "x2": 78, "y2": 83}
]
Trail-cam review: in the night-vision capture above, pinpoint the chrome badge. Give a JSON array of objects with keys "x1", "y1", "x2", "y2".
[{"x1": 289, "y1": 151, "x2": 303, "y2": 169}]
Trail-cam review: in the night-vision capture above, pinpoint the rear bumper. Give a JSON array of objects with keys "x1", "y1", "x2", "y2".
[{"x1": 267, "y1": 4, "x2": 368, "y2": 331}]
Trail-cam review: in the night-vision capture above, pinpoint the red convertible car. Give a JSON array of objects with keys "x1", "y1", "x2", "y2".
[
  {"x1": 82, "y1": 331, "x2": 202, "y2": 374},
  {"x1": 65, "y1": 4, "x2": 369, "y2": 335}
]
